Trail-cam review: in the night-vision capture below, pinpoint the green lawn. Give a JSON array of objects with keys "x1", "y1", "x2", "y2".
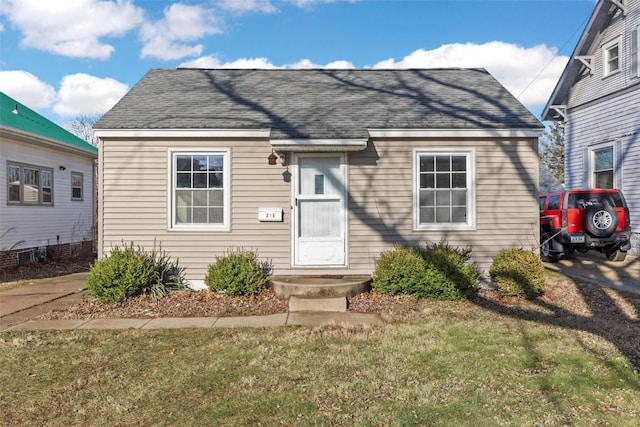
[{"x1": 2, "y1": 300, "x2": 639, "y2": 426}]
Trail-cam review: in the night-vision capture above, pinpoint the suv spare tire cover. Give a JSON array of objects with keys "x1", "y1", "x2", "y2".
[{"x1": 583, "y1": 202, "x2": 618, "y2": 238}]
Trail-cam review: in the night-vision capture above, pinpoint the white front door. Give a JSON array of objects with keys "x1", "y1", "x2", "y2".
[{"x1": 293, "y1": 154, "x2": 346, "y2": 266}]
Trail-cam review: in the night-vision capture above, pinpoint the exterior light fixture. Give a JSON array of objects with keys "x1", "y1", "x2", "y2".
[
  {"x1": 12, "y1": 104, "x2": 19, "y2": 114},
  {"x1": 268, "y1": 150, "x2": 286, "y2": 166}
]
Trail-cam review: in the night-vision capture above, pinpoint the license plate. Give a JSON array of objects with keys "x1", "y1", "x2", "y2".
[{"x1": 570, "y1": 234, "x2": 585, "y2": 243}]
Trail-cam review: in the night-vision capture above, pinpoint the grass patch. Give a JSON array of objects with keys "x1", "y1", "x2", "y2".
[{"x1": 2, "y1": 308, "x2": 639, "y2": 426}]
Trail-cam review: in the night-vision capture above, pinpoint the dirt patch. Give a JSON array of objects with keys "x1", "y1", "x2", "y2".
[{"x1": 0, "y1": 252, "x2": 94, "y2": 284}]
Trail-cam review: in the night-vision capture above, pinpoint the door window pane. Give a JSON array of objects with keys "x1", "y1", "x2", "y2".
[{"x1": 299, "y1": 200, "x2": 340, "y2": 238}]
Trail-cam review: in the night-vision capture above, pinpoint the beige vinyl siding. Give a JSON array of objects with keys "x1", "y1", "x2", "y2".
[
  {"x1": 100, "y1": 135, "x2": 538, "y2": 280},
  {"x1": 347, "y1": 138, "x2": 539, "y2": 275},
  {"x1": 100, "y1": 137, "x2": 291, "y2": 282}
]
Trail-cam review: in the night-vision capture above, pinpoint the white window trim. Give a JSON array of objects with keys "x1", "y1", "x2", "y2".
[
  {"x1": 602, "y1": 36, "x2": 622, "y2": 77},
  {"x1": 71, "y1": 171, "x2": 83, "y2": 201},
  {"x1": 167, "y1": 149, "x2": 231, "y2": 232},
  {"x1": 589, "y1": 142, "x2": 615, "y2": 189},
  {"x1": 413, "y1": 148, "x2": 476, "y2": 231}
]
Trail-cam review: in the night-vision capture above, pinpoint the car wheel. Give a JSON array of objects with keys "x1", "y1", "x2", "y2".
[
  {"x1": 583, "y1": 203, "x2": 618, "y2": 238},
  {"x1": 540, "y1": 231, "x2": 560, "y2": 262},
  {"x1": 605, "y1": 246, "x2": 627, "y2": 262}
]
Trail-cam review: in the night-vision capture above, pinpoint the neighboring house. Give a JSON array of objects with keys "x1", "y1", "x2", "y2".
[
  {"x1": 543, "y1": 0, "x2": 640, "y2": 256},
  {"x1": 94, "y1": 68, "x2": 543, "y2": 288},
  {"x1": 0, "y1": 92, "x2": 98, "y2": 268}
]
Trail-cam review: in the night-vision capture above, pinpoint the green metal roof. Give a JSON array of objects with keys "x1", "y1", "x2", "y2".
[{"x1": 1, "y1": 91, "x2": 98, "y2": 155}]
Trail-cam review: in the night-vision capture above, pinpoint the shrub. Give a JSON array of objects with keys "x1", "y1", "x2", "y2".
[
  {"x1": 372, "y1": 245, "x2": 430, "y2": 296},
  {"x1": 489, "y1": 247, "x2": 546, "y2": 299},
  {"x1": 205, "y1": 248, "x2": 271, "y2": 296},
  {"x1": 419, "y1": 242, "x2": 480, "y2": 300},
  {"x1": 372, "y1": 243, "x2": 479, "y2": 300},
  {"x1": 87, "y1": 242, "x2": 187, "y2": 304}
]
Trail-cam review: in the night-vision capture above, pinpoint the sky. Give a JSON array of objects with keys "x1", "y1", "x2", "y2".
[{"x1": 0, "y1": 0, "x2": 597, "y2": 130}]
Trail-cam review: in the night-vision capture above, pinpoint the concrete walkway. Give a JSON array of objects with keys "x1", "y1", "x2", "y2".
[
  {"x1": 544, "y1": 252, "x2": 640, "y2": 295},
  {"x1": 0, "y1": 272, "x2": 383, "y2": 331}
]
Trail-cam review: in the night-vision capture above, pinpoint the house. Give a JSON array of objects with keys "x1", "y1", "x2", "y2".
[
  {"x1": 542, "y1": 0, "x2": 640, "y2": 256},
  {"x1": 94, "y1": 68, "x2": 543, "y2": 288},
  {"x1": 0, "y1": 92, "x2": 98, "y2": 268}
]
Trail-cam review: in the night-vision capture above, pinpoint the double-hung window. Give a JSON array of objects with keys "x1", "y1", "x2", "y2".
[
  {"x1": 603, "y1": 37, "x2": 621, "y2": 77},
  {"x1": 6, "y1": 162, "x2": 53, "y2": 206},
  {"x1": 592, "y1": 145, "x2": 614, "y2": 188},
  {"x1": 71, "y1": 172, "x2": 83, "y2": 201},
  {"x1": 170, "y1": 151, "x2": 230, "y2": 230},
  {"x1": 415, "y1": 150, "x2": 475, "y2": 230}
]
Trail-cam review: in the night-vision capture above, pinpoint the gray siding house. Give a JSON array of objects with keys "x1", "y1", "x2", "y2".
[
  {"x1": 95, "y1": 68, "x2": 543, "y2": 288},
  {"x1": 543, "y1": 0, "x2": 640, "y2": 255}
]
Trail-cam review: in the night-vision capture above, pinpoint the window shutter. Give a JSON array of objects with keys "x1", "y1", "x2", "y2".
[
  {"x1": 582, "y1": 147, "x2": 590, "y2": 188},
  {"x1": 615, "y1": 140, "x2": 624, "y2": 189},
  {"x1": 632, "y1": 29, "x2": 638, "y2": 77}
]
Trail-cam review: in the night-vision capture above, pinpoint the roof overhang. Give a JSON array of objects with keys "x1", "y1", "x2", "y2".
[
  {"x1": 1, "y1": 126, "x2": 98, "y2": 158},
  {"x1": 367, "y1": 128, "x2": 543, "y2": 138},
  {"x1": 541, "y1": 0, "x2": 612, "y2": 121},
  {"x1": 270, "y1": 139, "x2": 368, "y2": 152},
  {"x1": 93, "y1": 128, "x2": 272, "y2": 139}
]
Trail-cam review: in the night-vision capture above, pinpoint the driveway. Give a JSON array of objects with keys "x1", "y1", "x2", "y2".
[{"x1": 544, "y1": 252, "x2": 640, "y2": 295}]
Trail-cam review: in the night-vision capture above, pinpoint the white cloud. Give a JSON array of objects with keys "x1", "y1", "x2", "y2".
[
  {"x1": 288, "y1": 0, "x2": 359, "y2": 8},
  {"x1": 179, "y1": 56, "x2": 277, "y2": 68},
  {"x1": 180, "y1": 56, "x2": 353, "y2": 70},
  {"x1": 373, "y1": 42, "x2": 568, "y2": 109},
  {"x1": 1, "y1": 0, "x2": 144, "y2": 60},
  {"x1": 140, "y1": 3, "x2": 221, "y2": 60},
  {"x1": 219, "y1": 0, "x2": 277, "y2": 13},
  {"x1": 0, "y1": 70, "x2": 56, "y2": 109},
  {"x1": 54, "y1": 73, "x2": 128, "y2": 117}
]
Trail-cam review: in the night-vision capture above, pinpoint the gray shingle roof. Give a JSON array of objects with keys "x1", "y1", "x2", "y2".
[{"x1": 95, "y1": 68, "x2": 542, "y2": 139}]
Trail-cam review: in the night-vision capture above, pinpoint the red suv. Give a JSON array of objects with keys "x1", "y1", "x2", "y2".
[{"x1": 539, "y1": 189, "x2": 631, "y2": 262}]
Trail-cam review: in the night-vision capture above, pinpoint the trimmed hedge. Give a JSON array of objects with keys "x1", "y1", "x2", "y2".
[
  {"x1": 205, "y1": 248, "x2": 271, "y2": 296},
  {"x1": 372, "y1": 242, "x2": 479, "y2": 300},
  {"x1": 489, "y1": 247, "x2": 546, "y2": 299}
]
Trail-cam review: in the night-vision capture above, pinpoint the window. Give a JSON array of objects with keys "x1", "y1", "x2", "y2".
[
  {"x1": 593, "y1": 146, "x2": 614, "y2": 188},
  {"x1": 415, "y1": 150, "x2": 474, "y2": 229},
  {"x1": 547, "y1": 195, "x2": 561, "y2": 210},
  {"x1": 71, "y1": 172, "x2": 83, "y2": 201},
  {"x1": 6, "y1": 162, "x2": 53, "y2": 206},
  {"x1": 603, "y1": 37, "x2": 621, "y2": 77},
  {"x1": 170, "y1": 151, "x2": 229, "y2": 229}
]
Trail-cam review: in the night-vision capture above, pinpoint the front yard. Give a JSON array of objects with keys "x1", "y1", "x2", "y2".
[{"x1": 1, "y1": 270, "x2": 639, "y2": 426}]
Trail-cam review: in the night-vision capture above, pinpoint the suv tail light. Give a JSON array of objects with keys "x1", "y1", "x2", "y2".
[
  {"x1": 562, "y1": 210, "x2": 568, "y2": 228},
  {"x1": 625, "y1": 207, "x2": 630, "y2": 228}
]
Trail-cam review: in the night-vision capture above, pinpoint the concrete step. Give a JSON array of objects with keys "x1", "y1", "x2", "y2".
[
  {"x1": 271, "y1": 275, "x2": 371, "y2": 299},
  {"x1": 289, "y1": 296, "x2": 347, "y2": 312}
]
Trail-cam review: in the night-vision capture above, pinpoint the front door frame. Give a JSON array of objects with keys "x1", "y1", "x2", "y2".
[{"x1": 291, "y1": 152, "x2": 348, "y2": 267}]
